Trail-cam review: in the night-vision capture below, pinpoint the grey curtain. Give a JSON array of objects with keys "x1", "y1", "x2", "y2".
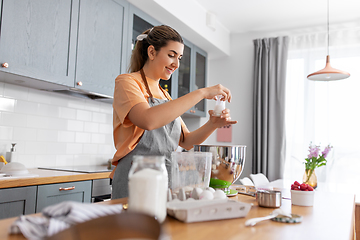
[{"x1": 252, "y1": 36, "x2": 289, "y2": 181}]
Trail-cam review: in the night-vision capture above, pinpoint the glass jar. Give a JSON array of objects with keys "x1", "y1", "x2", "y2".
[{"x1": 128, "y1": 155, "x2": 168, "y2": 223}]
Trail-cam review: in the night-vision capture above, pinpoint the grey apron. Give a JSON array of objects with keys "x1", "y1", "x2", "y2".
[{"x1": 112, "y1": 97, "x2": 181, "y2": 199}]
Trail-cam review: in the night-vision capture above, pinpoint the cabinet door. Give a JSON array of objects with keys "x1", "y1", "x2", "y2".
[
  {"x1": 36, "y1": 181, "x2": 91, "y2": 213},
  {"x1": 75, "y1": 0, "x2": 128, "y2": 97},
  {"x1": 0, "y1": 186, "x2": 36, "y2": 220},
  {"x1": 192, "y1": 47, "x2": 207, "y2": 117},
  {"x1": 0, "y1": 0, "x2": 78, "y2": 86}
]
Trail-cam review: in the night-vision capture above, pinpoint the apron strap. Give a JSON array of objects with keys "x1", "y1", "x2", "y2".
[{"x1": 140, "y1": 69, "x2": 155, "y2": 103}]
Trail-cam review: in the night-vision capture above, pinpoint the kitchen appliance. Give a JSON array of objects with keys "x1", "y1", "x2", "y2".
[
  {"x1": 193, "y1": 145, "x2": 246, "y2": 194},
  {"x1": 39, "y1": 165, "x2": 113, "y2": 202}
]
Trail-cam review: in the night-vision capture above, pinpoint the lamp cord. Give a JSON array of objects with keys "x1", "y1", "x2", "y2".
[{"x1": 327, "y1": 0, "x2": 329, "y2": 55}]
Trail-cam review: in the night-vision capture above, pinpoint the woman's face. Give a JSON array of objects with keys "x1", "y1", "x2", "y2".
[{"x1": 150, "y1": 40, "x2": 184, "y2": 80}]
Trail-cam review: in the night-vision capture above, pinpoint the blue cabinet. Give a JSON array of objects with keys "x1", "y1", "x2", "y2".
[
  {"x1": 36, "y1": 180, "x2": 92, "y2": 213},
  {"x1": 0, "y1": 186, "x2": 36, "y2": 220}
]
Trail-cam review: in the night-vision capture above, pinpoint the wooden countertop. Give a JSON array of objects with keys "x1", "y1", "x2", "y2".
[
  {"x1": 0, "y1": 168, "x2": 110, "y2": 189},
  {"x1": 0, "y1": 186, "x2": 355, "y2": 240}
]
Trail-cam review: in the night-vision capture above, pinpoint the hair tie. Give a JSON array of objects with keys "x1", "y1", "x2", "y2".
[{"x1": 136, "y1": 34, "x2": 148, "y2": 41}]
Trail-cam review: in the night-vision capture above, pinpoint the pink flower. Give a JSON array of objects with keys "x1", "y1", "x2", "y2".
[
  {"x1": 308, "y1": 144, "x2": 320, "y2": 159},
  {"x1": 322, "y1": 145, "x2": 332, "y2": 158}
]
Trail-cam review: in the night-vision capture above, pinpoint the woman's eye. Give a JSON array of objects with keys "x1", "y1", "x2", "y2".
[{"x1": 168, "y1": 54, "x2": 175, "y2": 58}]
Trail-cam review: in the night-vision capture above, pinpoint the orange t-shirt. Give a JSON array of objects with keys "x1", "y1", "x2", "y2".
[{"x1": 110, "y1": 72, "x2": 178, "y2": 178}]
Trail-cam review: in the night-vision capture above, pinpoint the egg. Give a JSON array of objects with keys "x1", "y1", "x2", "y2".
[
  {"x1": 191, "y1": 187, "x2": 203, "y2": 200},
  {"x1": 206, "y1": 187, "x2": 215, "y2": 193},
  {"x1": 199, "y1": 190, "x2": 214, "y2": 200},
  {"x1": 213, "y1": 190, "x2": 227, "y2": 199}
]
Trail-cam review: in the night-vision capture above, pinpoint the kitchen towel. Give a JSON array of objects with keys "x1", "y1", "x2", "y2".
[{"x1": 9, "y1": 201, "x2": 123, "y2": 240}]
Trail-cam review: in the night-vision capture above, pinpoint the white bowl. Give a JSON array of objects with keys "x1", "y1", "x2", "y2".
[
  {"x1": 0, "y1": 162, "x2": 29, "y2": 176},
  {"x1": 291, "y1": 190, "x2": 314, "y2": 206}
]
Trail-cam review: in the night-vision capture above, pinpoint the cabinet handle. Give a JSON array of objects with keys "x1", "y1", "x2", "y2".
[
  {"x1": 59, "y1": 186, "x2": 75, "y2": 191},
  {"x1": 76, "y1": 81, "x2": 83, "y2": 86},
  {"x1": 1, "y1": 62, "x2": 9, "y2": 68},
  {"x1": 190, "y1": 110, "x2": 196, "y2": 113}
]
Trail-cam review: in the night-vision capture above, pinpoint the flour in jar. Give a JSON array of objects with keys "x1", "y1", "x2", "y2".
[{"x1": 128, "y1": 168, "x2": 168, "y2": 223}]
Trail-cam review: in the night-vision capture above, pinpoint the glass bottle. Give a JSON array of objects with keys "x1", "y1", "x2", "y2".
[
  {"x1": 128, "y1": 155, "x2": 168, "y2": 223},
  {"x1": 303, "y1": 169, "x2": 317, "y2": 189}
]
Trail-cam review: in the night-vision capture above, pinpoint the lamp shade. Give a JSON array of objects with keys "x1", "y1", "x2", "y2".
[{"x1": 307, "y1": 55, "x2": 350, "y2": 81}]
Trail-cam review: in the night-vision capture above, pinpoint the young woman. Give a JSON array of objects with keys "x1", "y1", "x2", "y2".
[{"x1": 111, "y1": 25, "x2": 237, "y2": 199}]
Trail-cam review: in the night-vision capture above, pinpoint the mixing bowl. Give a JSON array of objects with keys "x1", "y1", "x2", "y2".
[{"x1": 193, "y1": 145, "x2": 246, "y2": 191}]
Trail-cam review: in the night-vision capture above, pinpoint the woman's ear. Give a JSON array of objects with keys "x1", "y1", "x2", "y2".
[{"x1": 147, "y1": 45, "x2": 156, "y2": 61}]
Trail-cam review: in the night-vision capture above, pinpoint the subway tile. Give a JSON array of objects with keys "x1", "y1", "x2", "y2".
[
  {"x1": 49, "y1": 117, "x2": 68, "y2": 131},
  {"x1": 16, "y1": 99, "x2": 39, "y2": 115},
  {"x1": 84, "y1": 122, "x2": 99, "y2": 133},
  {"x1": 38, "y1": 103, "x2": 59, "y2": 117},
  {"x1": 68, "y1": 98, "x2": 86, "y2": 110},
  {"x1": 83, "y1": 143, "x2": 99, "y2": 154},
  {"x1": 28, "y1": 88, "x2": 54, "y2": 104},
  {"x1": 59, "y1": 107, "x2": 77, "y2": 119},
  {"x1": 0, "y1": 126, "x2": 13, "y2": 140},
  {"x1": 1, "y1": 112, "x2": 27, "y2": 127},
  {"x1": 92, "y1": 112, "x2": 107, "y2": 123},
  {"x1": 76, "y1": 109, "x2": 92, "y2": 121},
  {"x1": 83, "y1": 100, "x2": 100, "y2": 112},
  {"x1": 56, "y1": 155, "x2": 74, "y2": 166},
  {"x1": 98, "y1": 144, "x2": 115, "y2": 156},
  {"x1": 17, "y1": 154, "x2": 36, "y2": 168},
  {"x1": 0, "y1": 97, "x2": 15, "y2": 112},
  {"x1": 27, "y1": 115, "x2": 49, "y2": 129},
  {"x1": 66, "y1": 143, "x2": 83, "y2": 154},
  {"x1": 35, "y1": 155, "x2": 56, "y2": 167},
  {"x1": 98, "y1": 102, "x2": 113, "y2": 114},
  {"x1": 13, "y1": 127, "x2": 37, "y2": 141},
  {"x1": 75, "y1": 132, "x2": 91, "y2": 143},
  {"x1": 37, "y1": 129, "x2": 58, "y2": 142},
  {"x1": 67, "y1": 120, "x2": 84, "y2": 132},
  {"x1": 25, "y1": 141, "x2": 44, "y2": 155},
  {"x1": 99, "y1": 123, "x2": 112, "y2": 134},
  {"x1": 91, "y1": 133, "x2": 107, "y2": 144},
  {"x1": 58, "y1": 131, "x2": 75, "y2": 142},
  {"x1": 4, "y1": 84, "x2": 29, "y2": 100},
  {"x1": 46, "y1": 142, "x2": 67, "y2": 154}
]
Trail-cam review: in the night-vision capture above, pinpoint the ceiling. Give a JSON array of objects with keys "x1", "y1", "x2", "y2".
[{"x1": 195, "y1": 0, "x2": 360, "y2": 33}]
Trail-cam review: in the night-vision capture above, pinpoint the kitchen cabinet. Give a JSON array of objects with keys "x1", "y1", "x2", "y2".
[
  {"x1": 36, "y1": 180, "x2": 91, "y2": 212},
  {"x1": 179, "y1": 42, "x2": 208, "y2": 117},
  {"x1": 126, "y1": 5, "x2": 179, "y2": 98},
  {"x1": 0, "y1": 186, "x2": 36, "y2": 220},
  {"x1": 0, "y1": 0, "x2": 78, "y2": 87},
  {"x1": 75, "y1": 0, "x2": 128, "y2": 97},
  {"x1": 0, "y1": 0, "x2": 128, "y2": 98}
]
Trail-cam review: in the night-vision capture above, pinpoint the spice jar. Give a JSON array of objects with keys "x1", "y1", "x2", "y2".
[{"x1": 128, "y1": 155, "x2": 168, "y2": 223}]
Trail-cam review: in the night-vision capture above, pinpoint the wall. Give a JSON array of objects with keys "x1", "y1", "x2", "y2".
[{"x1": 0, "y1": 82, "x2": 115, "y2": 168}]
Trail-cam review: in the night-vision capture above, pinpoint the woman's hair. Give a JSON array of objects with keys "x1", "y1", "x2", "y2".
[{"x1": 128, "y1": 25, "x2": 183, "y2": 73}]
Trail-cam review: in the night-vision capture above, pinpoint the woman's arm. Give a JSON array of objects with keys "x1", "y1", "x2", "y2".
[
  {"x1": 128, "y1": 84, "x2": 232, "y2": 131},
  {"x1": 179, "y1": 109, "x2": 238, "y2": 150}
]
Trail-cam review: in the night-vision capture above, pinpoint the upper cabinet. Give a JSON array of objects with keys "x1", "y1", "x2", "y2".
[
  {"x1": 75, "y1": 0, "x2": 128, "y2": 97},
  {"x1": 0, "y1": 0, "x2": 78, "y2": 87},
  {"x1": 0, "y1": 1, "x2": 207, "y2": 112},
  {"x1": 179, "y1": 41, "x2": 208, "y2": 117},
  {"x1": 0, "y1": 0, "x2": 128, "y2": 98}
]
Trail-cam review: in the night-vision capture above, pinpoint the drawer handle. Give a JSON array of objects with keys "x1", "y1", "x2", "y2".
[
  {"x1": 2, "y1": 62, "x2": 9, "y2": 68},
  {"x1": 59, "y1": 186, "x2": 75, "y2": 191}
]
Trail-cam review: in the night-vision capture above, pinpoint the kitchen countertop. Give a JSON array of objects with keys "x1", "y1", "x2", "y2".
[
  {"x1": 0, "y1": 185, "x2": 355, "y2": 240},
  {"x1": 0, "y1": 168, "x2": 110, "y2": 189}
]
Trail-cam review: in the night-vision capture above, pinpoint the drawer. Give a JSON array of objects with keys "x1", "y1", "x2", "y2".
[{"x1": 36, "y1": 180, "x2": 91, "y2": 212}]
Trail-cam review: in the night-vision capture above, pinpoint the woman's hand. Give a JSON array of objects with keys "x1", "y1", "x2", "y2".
[
  {"x1": 201, "y1": 84, "x2": 232, "y2": 102},
  {"x1": 208, "y1": 108, "x2": 238, "y2": 128}
]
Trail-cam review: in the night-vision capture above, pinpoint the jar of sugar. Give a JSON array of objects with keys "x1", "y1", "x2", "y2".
[
  {"x1": 128, "y1": 155, "x2": 168, "y2": 223},
  {"x1": 213, "y1": 95, "x2": 226, "y2": 117}
]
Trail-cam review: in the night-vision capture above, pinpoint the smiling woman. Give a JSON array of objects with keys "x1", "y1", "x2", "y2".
[{"x1": 110, "y1": 25, "x2": 238, "y2": 199}]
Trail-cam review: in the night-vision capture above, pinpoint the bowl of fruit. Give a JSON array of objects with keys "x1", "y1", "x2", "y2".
[{"x1": 290, "y1": 181, "x2": 314, "y2": 206}]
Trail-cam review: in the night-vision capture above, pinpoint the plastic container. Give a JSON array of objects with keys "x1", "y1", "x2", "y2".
[
  {"x1": 170, "y1": 152, "x2": 212, "y2": 194},
  {"x1": 128, "y1": 155, "x2": 168, "y2": 223},
  {"x1": 291, "y1": 190, "x2": 314, "y2": 206}
]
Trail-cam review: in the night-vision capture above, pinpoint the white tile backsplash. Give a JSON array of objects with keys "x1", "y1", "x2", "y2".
[{"x1": 0, "y1": 83, "x2": 115, "y2": 168}]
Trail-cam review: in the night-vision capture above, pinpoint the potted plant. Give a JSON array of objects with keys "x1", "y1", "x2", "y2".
[{"x1": 303, "y1": 143, "x2": 332, "y2": 188}]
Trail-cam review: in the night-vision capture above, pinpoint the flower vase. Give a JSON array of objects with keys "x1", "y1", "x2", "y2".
[{"x1": 303, "y1": 169, "x2": 317, "y2": 189}]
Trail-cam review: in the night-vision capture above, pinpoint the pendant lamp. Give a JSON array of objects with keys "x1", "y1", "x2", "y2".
[{"x1": 307, "y1": 0, "x2": 350, "y2": 81}]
